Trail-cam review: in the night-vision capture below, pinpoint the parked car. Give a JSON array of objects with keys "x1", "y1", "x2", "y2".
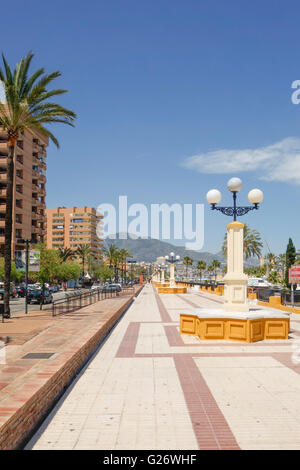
[
  {"x1": 91, "y1": 283, "x2": 102, "y2": 290},
  {"x1": 16, "y1": 286, "x2": 27, "y2": 297},
  {"x1": 247, "y1": 278, "x2": 271, "y2": 288},
  {"x1": 108, "y1": 283, "x2": 122, "y2": 292},
  {"x1": 0, "y1": 285, "x2": 18, "y2": 300},
  {"x1": 26, "y1": 289, "x2": 53, "y2": 304},
  {"x1": 49, "y1": 284, "x2": 59, "y2": 293},
  {"x1": 101, "y1": 284, "x2": 120, "y2": 293}
]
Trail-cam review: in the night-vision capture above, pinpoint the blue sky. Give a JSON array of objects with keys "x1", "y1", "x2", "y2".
[{"x1": 2, "y1": 0, "x2": 300, "y2": 255}]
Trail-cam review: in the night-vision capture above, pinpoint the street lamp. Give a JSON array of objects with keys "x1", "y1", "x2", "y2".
[
  {"x1": 206, "y1": 177, "x2": 263, "y2": 222},
  {"x1": 206, "y1": 177, "x2": 264, "y2": 313},
  {"x1": 18, "y1": 238, "x2": 38, "y2": 315},
  {"x1": 160, "y1": 263, "x2": 168, "y2": 283},
  {"x1": 127, "y1": 259, "x2": 136, "y2": 283},
  {"x1": 165, "y1": 252, "x2": 180, "y2": 287}
]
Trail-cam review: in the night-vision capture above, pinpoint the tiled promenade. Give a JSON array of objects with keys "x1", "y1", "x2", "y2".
[
  {"x1": 27, "y1": 284, "x2": 300, "y2": 450},
  {"x1": 0, "y1": 290, "x2": 139, "y2": 449}
]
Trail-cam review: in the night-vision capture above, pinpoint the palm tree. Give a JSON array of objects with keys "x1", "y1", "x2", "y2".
[
  {"x1": 197, "y1": 260, "x2": 206, "y2": 280},
  {"x1": 266, "y1": 252, "x2": 276, "y2": 274},
  {"x1": 76, "y1": 244, "x2": 91, "y2": 276},
  {"x1": 58, "y1": 247, "x2": 74, "y2": 262},
  {"x1": 211, "y1": 259, "x2": 221, "y2": 281},
  {"x1": 0, "y1": 52, "x2": 76, "y2": 316},
  {"x1": 119, "y1": 248, "x2": 131, "y2": 283},
  {"x1": 207, "y1": 264, "x2": 214, "y2": 281},
  {"x1": 103, "y1": 244, "x2": 120, "y2": 281},
  {"x1": 183, "y1": 256, "x2": 193, "y2": 279},
  {"x1": 222, "y1": 224, "x2": 263, "y2": 260}
]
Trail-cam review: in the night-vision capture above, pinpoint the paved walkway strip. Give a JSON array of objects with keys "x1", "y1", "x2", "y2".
[
  {"x1": 25, "y1": 284, "x2": 300, "y2": 450},
  {"x1": 0, "y1": 287, "x2": 142, "y2": 450}
]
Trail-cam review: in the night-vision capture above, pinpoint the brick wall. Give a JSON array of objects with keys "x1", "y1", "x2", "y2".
[{"x1": 0, "y1": 287, "x2": 143, "y2": 450}]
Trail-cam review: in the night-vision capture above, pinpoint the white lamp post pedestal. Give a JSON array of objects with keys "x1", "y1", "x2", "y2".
[
  {"x1": 223, "y1": 221, "x2": 249, "y2": 312},
  {"x1": 169, "y1": 263, "x2": 175, "y2": 287}
]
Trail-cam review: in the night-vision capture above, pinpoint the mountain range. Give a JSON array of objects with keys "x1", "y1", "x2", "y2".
[
  {"x1": 102, "y1": 233, "x2": 260, "y2": 267},
  {"x1": 102, "y1": 233, "x2": 225, "y2": 264}
]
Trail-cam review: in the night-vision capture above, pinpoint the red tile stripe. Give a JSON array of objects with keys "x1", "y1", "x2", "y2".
[
  {"x1": 164, "y1": 325, "x2": 185, "y2": 346},
  {"x1": 116, "y1": 322, "x2": 140, "y2": 357},
  {"x1": 154, "y1": 289, "x2": 172, "y2": 322},
  {"x1": 173, "y1": 355, "x2": 240, "y2": 450}
]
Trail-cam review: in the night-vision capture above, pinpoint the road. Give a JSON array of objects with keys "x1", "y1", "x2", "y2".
[{"x1": 7, "y1": 290, "x2": 73, "y2": 316}]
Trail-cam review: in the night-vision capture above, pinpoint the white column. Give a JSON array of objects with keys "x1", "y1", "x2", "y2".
[
  {"x1": 161, "y1": 268, "x2": 165, "y2": 283},
  {"x1": 169, "y1": 263, "x2": 175, "y2": 287},
  {"x1": 223, "y1": 221, "x2": 249, "y2": 312}
]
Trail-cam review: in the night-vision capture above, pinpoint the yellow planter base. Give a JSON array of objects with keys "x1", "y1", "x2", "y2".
[
  {"x1": 180, "y1": 311, "x2": 289, "y2": 343},
  {"x1": 158, "y1": 287, "x2": 187, "y2": 294}
]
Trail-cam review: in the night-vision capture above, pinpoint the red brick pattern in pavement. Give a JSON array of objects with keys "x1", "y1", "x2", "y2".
[{"x1": 174, "y1": 355, "x2": 240, "y2": 450}]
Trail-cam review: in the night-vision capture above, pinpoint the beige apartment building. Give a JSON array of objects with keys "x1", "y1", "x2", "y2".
[
  {"x1": 46, "y1": 206, "x2": 103, "y2": 260},
  {"x1": 0, "y1": 128, "x2": 48, "y2": 256}
]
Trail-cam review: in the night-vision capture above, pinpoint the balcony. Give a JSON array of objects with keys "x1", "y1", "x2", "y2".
[
  {"x1": 38, "y1": 174, "x2": 46, "y2": 184},
  {"x1": 0, "y1": 172, "x2": 7, "y2": 181},
  {"x1": 0, "y1": 188, "x2": 6, "y2": 197},
  {"x1": 0, "y1": 203, "x2": 6, "y2": 212},
  {"x1": 17, "y1": 141, "x2": 23, "y2": 151}
]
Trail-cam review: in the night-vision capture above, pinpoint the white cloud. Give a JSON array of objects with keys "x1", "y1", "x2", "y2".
[{"x1": 182, "y1": 137, "x2": 300, "y2": 184}]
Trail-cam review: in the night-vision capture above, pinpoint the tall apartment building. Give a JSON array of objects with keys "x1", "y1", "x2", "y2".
[
  {"x1": 0, "y1": 128, "x2": 48, "y2": 256},
  {"x1": 46, "y1": 206, "x2": 103, "y2": 260}
]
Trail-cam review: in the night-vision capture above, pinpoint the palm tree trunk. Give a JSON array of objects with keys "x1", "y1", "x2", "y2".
[{"x1": 4, "y1": 143, "x2": 15, "y2": 318}]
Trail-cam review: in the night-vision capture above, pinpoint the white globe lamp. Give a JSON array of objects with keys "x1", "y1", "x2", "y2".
[
  {"x1": 248, "y1": 189, "x2": 264, "y2": 205},
  {"x1": 206, "y1": 189, "x2": 222, "y2": 205},
  {"x1": 227, "y1": 177, "x2": 242, "y2": 193}
]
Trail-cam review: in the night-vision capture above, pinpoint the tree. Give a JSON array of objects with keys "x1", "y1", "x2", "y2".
[
  {"x1": 244, "y1": 265, "x2": 267, "y2": 277},
  {"x1": 266, "y1": 252, "x2": 276, "y2": 271},
  {"x1": 76, "y1": 244, "x2": 91, "y2": 275},
  {"x1": 207, "y1": 264, "x2": 214, "y2": 280},
  {"x1": 211, "y1": 259, "x2": 221, "y2": 281},
  {"x1": 55, "y1": 262, "x2": 81, "y2": 285},
  {"x1": 30, "y1": 243, "x2": 61, "y2": 309},
  {"x1": 268, "y1": 270, "x2": 282, "y2": 285},
  {"x1": 92, "y1": 263, "x2": 114, "y2": 283},
  {"x1": 0, "y1": 52, "x2": 76, "y2": 316},
  {"x1": 118, "y1": 248, "x2": 131, "y2": 283},
  {"x1": 103, "y1": 244, "x2": 120, "y2": 281},
  {"x1": 197, "y1": 260, "x2": 206, "y2": 280},
  {"x1": 275, "y1": 254, "x2": 286, "y2": 278},
  {"x1": 58, "y1": 247, "x2": 75, "y2": 262},
  {"x1": 222, "y1": 224, "x2": 263, "y2": 260},
  {"x1": 285, "y1": 238, "x2": 296, "y2": 286},
  {"x1": 183, "y1": 256, "x2": 193, "y2": 279}
]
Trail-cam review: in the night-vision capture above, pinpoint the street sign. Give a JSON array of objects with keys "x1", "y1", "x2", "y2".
[
  {"x1": 29, "y1": 251, "x2": 40, "y2": 272},
  {"x1": 289, "y1": 267, "x2": 300, "y2": 284},
  {"x1": 14, "y1": 250, "x2": 40, "y2": 272}
]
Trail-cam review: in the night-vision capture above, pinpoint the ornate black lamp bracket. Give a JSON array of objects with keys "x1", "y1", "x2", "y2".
[{"x1": 211, "y1": 191, "x2": 259, "y2": 221}]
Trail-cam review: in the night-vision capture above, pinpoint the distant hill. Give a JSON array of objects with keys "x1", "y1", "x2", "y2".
[
  {"x1": 102, "y1": 233, "x2": 225, "y2": 264},
  {"x1": 102, "y1": 233, "x2": 260, "y2": 267}
]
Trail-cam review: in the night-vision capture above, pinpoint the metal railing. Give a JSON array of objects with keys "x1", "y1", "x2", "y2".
[
  {"x1": 255, "y1": 287, "x2": 282, "y2": 302},
  {"x1": 52, "y1": 286, "x2": 135, "y2": 316},
  {"x1": 281, "y1": 291, "x2": 300, "y2": 307}
]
